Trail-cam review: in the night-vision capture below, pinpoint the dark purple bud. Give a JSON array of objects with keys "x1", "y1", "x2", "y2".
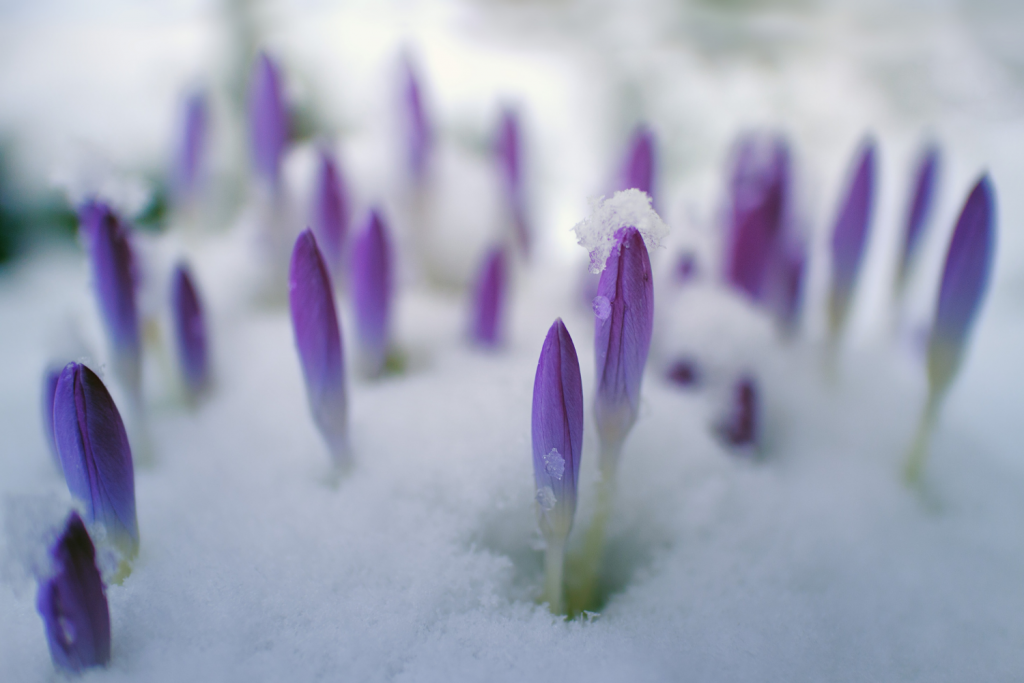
[
  {"x1": 470, "y1": 247, "x2": 508, "y2": 348},
  {"x1": 495, "y1": 108, "x2": 530, "y2": 256},
  {"x1": 171, "y1": 262, "x2": 209, "y2": 399},
  {"x1": 289, "y1": 230, "x2": 349, "y2": 466},
  {"x1": 78, "y1": 201, "x2": 140, "y2": 397},
  {"x1": 52, "y1": 363, "x2": 138, "y2": 558},
  {"x1": 173, "y1": 90, "x2": 208, "y2": 202},
  {"x1": 717, "y1": 375, "x2": 758, "y2": 450},
  {"x1": 310, "y1": 148, "x2": 350, "y2": 276},
  {"x1": 402, "y1": 55, "x2": 432, "y2": 183},
  {"x1": 775, "y1": 239, "x2": 806, "y2": 335},
  {"x1": 247, "y1": 51, "x2": 289, "y2": 188},
  {"x1": 350, "y1": 209, "x2": 393, "y2": 377},
  {"x1": 828, "y1": 138, "x2": 876, "y2": 336},
  {"x1": 594, "y1": 226, "x2": 654, "y2": 464},
  {"x1": 43, "y1": 367, "x2": 61, "y2": 467},
  {"x1": 532, "y1": 319, "x2": 584, "y2": 539},
  {"x1": 673, "y1": 251, "x2": 698, "y2": 284},
  {"x1": 927, "y1": 175, "x2": 996, "y2": 395},
  {"x1": 666, "y1": 358, "x2": 700, "y2": 387},
  {"x1": 619, "y1": 124, "x2": 655, "y2": 204},
  {"x1": 897, "y1": 144, "x2": 940, "y2": 291},
  {"x1": 36, "y1": 512, "x2": 111, "y2": 673}
]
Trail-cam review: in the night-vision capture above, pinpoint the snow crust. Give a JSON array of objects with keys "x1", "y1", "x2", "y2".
[{"x1": 573, "y1": 190, "x2": 668, "y2": 274}]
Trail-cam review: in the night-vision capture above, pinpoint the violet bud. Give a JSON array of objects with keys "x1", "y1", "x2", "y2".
[
  {"x1": 53, "y1": 363, "x2": 139, "y2": 559},
  {"x1": 619, "y1": 124, "x2": 656, "y2": 204},
  {"x1": 310, "y1": 148, "x2": 350, "y2": 276},
  {"x1": 289, "y1": 230, "x2": 350, "y2": 467},
  {"x1": 717, "y1": 375, "x2": 759, "y2": 450},
  {"x1": 43, "y1": 367, "x2": 61, "y2": 467},
  {"x1": 593, "y1": 226, "x2": 654, "y2": 470},
  {"x1": 897, "y1": 144, "x2": 940, "y2": 292},
  {"x1": 827, "y1": 139, "x2": 876, "y2": 338},
  {"x1": 495, "y1": 108, "x2": 530, "y2": 256},
  {"x1": 247, "y1": 51, "x2": 289, "y2": 189},
  {"x1": 470, "y1": 247, "x2": 508, "y2": 348},
  {"x1": 673, "y1": 251, "x2": 698, "y2": 284},
  {"x1": 402, "y1": 55, "x2": 432, "y2": 183},
  {"x1": 36, "y1": 512, "x2": 111, "y2": 673},
  {"x1": 173, "y1": 90, "x2": 208, "y2": 202},
  {"x1": 532, "y1": 318, "x2": 584, "y2": 541},
  {"x1": 350, "y1": 209, "x2": 393, "y2": 377},
  {"x1": 666, "y1": 358, "x2": 700, "y2": 387},
  {"x1": 775, "y1": 239, "x2": 806, "y2": 335},
  {"x1": 927, "y1": 175, "x2": 996, "y2": 397},
  {"x1": 171, "y1": 262, "x2": 210, "y2": 399}
]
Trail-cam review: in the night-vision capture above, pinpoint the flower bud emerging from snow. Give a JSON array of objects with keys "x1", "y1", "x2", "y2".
[
  {"x1": 470, "y1": 247, "x2": 508, "y2": 348},
  {"x1": 350, "y1": 209, "x2": 394, "y2": 377},
  {"x1": 171, "y1": 262, "x2": 210, "y2": 400},
  {"x1": 532, "y1": 319, "x2": 583, "y2": 542},
  {"x1": 173, "y1": 90, "x2": 208, "y2": 203},
  {"x1": 289, "y1": 230, "x2": 350, "y2": 467},
  {"x1": 717, "y1": 375, "x2": 759, "y2": 451},
  {"x1": 36, "y1": 512, "x2": 111, "y2": 674},
  {"x1": 594, "y1": 226, "x2": 654, "y2": 471},
  {"x1": 247, "y1": 51, "x2": 289, "y2": 189},
  {"x1": 402, "y1": 55, "x2": 432, "y2": 183},
  {"x1": 495, "y1": 108, "x2": 530, "y2": 256},
  {"x1": 310, "y1": 148, "x2": 350, "y2": 277},
  {"x1": 53, "y1": 363, "x2": 139, "y2": 560},
  {"x1": 897, "y1": 144, "x2": 940, "y2": 293},
  {"x1": 666, "y1": 358, "x2": 700, "y2": 388},
  {"x1": 827, "y1": 138, "x2": 876, "y2": 339},
  {"x1": 619, "y1": 124, "x2": 655, "y2": 205},
  {"x1": 43, "y1": 367, "x2": 61, "y2": 467}
]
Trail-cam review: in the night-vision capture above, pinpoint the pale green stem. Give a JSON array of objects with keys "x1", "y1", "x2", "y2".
[
  {"x1": 567, "y1": 440, "x2": 621, "y2": 614},
  {"x1": 542, "y1": 537, "x2": 566, "y2": 615},
  {"x1": 903, "y1": 391, "x2": 941, "y2": 486}
]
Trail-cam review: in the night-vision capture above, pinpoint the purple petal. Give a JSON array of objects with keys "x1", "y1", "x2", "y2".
[
  {"x1": 36, "y1": 512, "x2": 111, "y2": 673},
  {"x1": 470, "y1": 247, "x2": 508, "y2": 348},
  {"x1": 289, "y1": 230, "x2": 349, "y2": 464},
  {"x1": 247, "y1": 51, "x2": 289, "y2": 188},
  {"x1": 495, "y1": 108, "x2": 530, "y2": 256},
  {"x1": 532, "y1": 319, "x2": 584, "y2": 537},
  {"x1": 171, "y1": 263, "x2": 210, "y2": 398},
  {"x1": 43, "y1": 367, "x2": 61, "y2": 468},
  {"x1": 828, "y1": 138, "x2": 876, "y2": 334},
  {"x1": 402, "y1": 55, "x2": 432, "y2": 182},
  {"x1": 594, "y1": 226, "x2": 654, "y2": 457},
  {"x1": 619, "y1": 124, "x2": 656, "y2": 204},
  {"x1": 350, "y1": 209, "x2": 393, "y2": 377},
  {"x1": 53, "y1": 363, "x2": 138, "y2": 557},
  {"x1": 897, "y1": 144, "x2": 940, "y2": 289},
  {"x1": 927, "y1": 175, "x2": 996, "y2": 394},
  {"x1": 310, "y1": 148, "x2": 350, "y2": 276},
  {"x1": 717, "y1": 375, "x2": 759, "y2": 450},
  {"x1": 173, "y1": 90, "x2": 208, "y2": 201}
]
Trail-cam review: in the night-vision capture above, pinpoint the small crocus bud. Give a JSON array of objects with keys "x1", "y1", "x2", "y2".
[
  {"x1": 171, "y1": 262, "x2": 210, "y2": 400},
  {"x1": 36, "y1": 512, "x2": 111, "y2": 673},
  {"x1": 827, "y1": 139, "x2": 876, "y2": 339},
  {"x1": 666, "y1": 358, "x2": 700, "y2": 387},
  {"x1": 619, "y1": 124, "x2": 656, "y2": 204},
  {"x1": 532, "y1": 318, "x2": 583, "y2": 614},
  {"x1": 310, "y1": 148, "x2": 350, "y2": 277},
  {"x1": 52, "y1": 363, "x2": 139, "y2": 562},
  {"x1": 173, "y1": 90, "x2": 208, "y2": 203},
  {"x1": 775, "y1": 240, "x2": 806, "y2": 335},
  {"x1": 402, "y1": 55, "x2": 432, "y2": 183},
  {"x1": 716, "y1": 375, "x2": 759, "y2": 451},
  {"x1": 896, "y1": 144, "x2": 940, "y2": 293},
  {"x1": 495, "y1": 108, "x2": 530, "y2": 256},
  {"x1": 469, "y1": 247, "x2": 508, "y2": 348},
  {"x1": 247, "y1": 51, "x2": 289, "y2": 189},
  {"x1": 43, "y1": 367, "x2": 61, "y2": 467},
  {"x1": 673, "y1": 251, "x2": 698, "y2": 284},
  {"x1": 78, "y1": 201, "x2": 140, "y2": 399},
  {"x1": 350, "y1": 209, "x2": 394, "y2": 377},
  {"x1": 289, "y1": 230, "x2": 350, "y2": 468},
  {"x1": 593, "y1": 226, "x2": 654, "y2": 474}
]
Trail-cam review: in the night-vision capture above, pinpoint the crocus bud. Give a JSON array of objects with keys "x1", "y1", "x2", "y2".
[
  {"x1": 43, "y1": 367, "x2": 61, "y2": 467},
  {"x1": 36, "y1": 512, "x2": 111, "y2": 673},
  {"x1": 173, "y1": 90, "x2": 208, "y2": 203},
  {"x1": 619, "y1": 124, "x2": 656, "y2": 204},
  {"x1": 896, "y1": 144, "x2": 940, "y2": 293},
  {"x1": 310, "y1": 148, "x2": 350, "y2": 276},
  {"x1": 827, "y1": 139, "x2": 876, "y2": 339},
  {"x1": 593, "y1": 226, "x2": 654, "y2": 472},
  {"x1": 289, "y1": 230, "x2": 349, "y2": 467},
  {"x1": 673, "y1": 251, "x2": 698, "y2": 284},
  {"x1": 775, "y1": 240, "x2": 806, "y2": 335},
  {"x1": 716, "y1": 375, "x2": 759, "y2": 451},
  {"x1": 495, "y1": 108, "x2": 530, "y2": 256},
  {"x1": 402, "y1": 55, "x2": 432, "y2": 183},
  {"x1": 52, "y1": 363, "x2": 139, "y2": 560},
  {"x1": 78, "y1": 201, "x2": 140, "y2": 400},
  {"x1": 666, "y1": 358, "x2": 700, "y2": 387},
  {"x1": 350, "y1": 209, "x2": 393, "y2": 377},
  {"x1": 248, "y1": 51, "x2": 289, "y2": 189},
  {"x1": 469, "y1": 247, "x2": 508, "y2": 348},
  {"x1": 171, "y1": 262, "x2": 210, "y2": 400}
]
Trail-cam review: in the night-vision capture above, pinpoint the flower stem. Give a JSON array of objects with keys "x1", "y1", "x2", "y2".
[
  {"x1": 542, "y1": 537, "x2": 566, "y2": 615},
  {"x1": 904, "y1": 391, "x2": 941, "y2": 486},
  {"x1": 566, "y1": 441, "x2": 621, "y2": 615}
]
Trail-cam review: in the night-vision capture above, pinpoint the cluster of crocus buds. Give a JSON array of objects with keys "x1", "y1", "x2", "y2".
[
  {"x1": 351, "y1": 209, "x2": 394, "y2": 377},
  {"x1": 171, "y1": 262, "x2": 211, "y2": 401}
]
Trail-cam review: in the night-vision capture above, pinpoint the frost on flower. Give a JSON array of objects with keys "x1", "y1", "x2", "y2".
[
  {"x1": 573, "y1": 189, "x2": 668, "y2": 274},
  {"x1": 536, "y1": 486, "x2": 557, "y2": 512},
  {"x1": 543, "y1": 448, "x2": 565, "y2": 481}
]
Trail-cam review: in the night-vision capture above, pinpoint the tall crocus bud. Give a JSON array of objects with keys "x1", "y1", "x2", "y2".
[
  {"x1": 716, "y1": 375, "x2": 759, "y2": 451},
  {"x1": 350, "y1": 209, "x2": 393, "y2": 377},
  {"x1": 495, "y1": 108, "x2": 530, "y2": 256},
  {"x1": 593, "y1": 226, "x2": 654, "y2": 475},
  {"x1": 905, "y1": 176, "x2": 996, "y2": 483},
  {"x1": 171, "y1": 262, "x2": 210, "y2": 400},
  {"x1": 402, "y1": 55, "x2": 432, "y2": 184},
  {"x1": 469, "y1": 247, "x2": 508, "y2": 348},
  {"x1": 310, "y1": 148, "x2": 349, "y2": 277},
  {"x1": 173, "y1": 90, "x2": 208, "y2": 203},
  {"x1": 531, "y1": 318, "x2": 583, "y2": 614},
  {"x1": 619, "y1": 124, "x2": 655, "y2": 204},
  {"x1": 248, "y1": 51, "x2": 289, "y2": 190},
  {"x1": 289, "y1": 230, "x2": 350, "y2": 468},
  {"x1": 827, "y1": 139, "x2": 876, "y2": 340},
  {"x1": 78, "y1": 201, "x2": 140, "y2": 400},
  {"x1": 53, "y1": 363, "x2": 139, "y2": 563},
  {"x1": 896, "y1": 144, "x2": 940, "y2": 294},
  {"x1": 43, "y1": 367, "x2": 61, "y2": 467},
  {"x1": 36, "y1": 512, "x2": 111, "y2": 674}
]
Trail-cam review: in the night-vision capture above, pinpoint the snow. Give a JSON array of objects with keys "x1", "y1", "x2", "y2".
[{"x1": 573, "y1": 190, "x2": 669, "y2": 274}]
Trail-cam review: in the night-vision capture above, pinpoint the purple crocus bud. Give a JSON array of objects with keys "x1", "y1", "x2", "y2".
[
  {"x1": 673, "y1": 251, "x2": 698, "y2": 284},
  {"x1": 827, "y1": 139, "x2": 876, "y2": 338},
  {"x1": 78, "y1": 201, "x2": 140, "y2": 398},
  {"x1": 896, "y1": 144, "x2": 940, "y2": 292},
  {"x1": 717, "y1": 375, "x2": 759, "y2": 450},
  {"x1": 666, "y1": 358, "x2": 700, "y2": 387},
  {"x1": 775, "y1": 239, "x2": 806, "y2": 335},
  {"x1": 402, "y1": 55, "x2": 432, "y2": 183},
  {"x1": 171, "y1": 262, "x2": 210, "y2": 400},
  {"x1": 593, "y1": 226, "x2": 654, "y2": 471},
  {"x1": 927, "y1": 175, "x2": 996, "y2": 397},
  {"x1": 173, "y1": 90, "x2": 208, "y2": 202},
  {"x1": 495, "y1": 108, "x2": 530, "y2": 256},
  {"x1": 470, "y1": 247, "x2": 508, "y2": 348},
  {"x1": 350, "y1": 209, "x2": 393, "y2": 377},
  {"x1": 310, "y1": 148, "x2": 350, "y2": 277},
  {"x1": 248, "y1": 51, "x2": 289, "y2": 189},
  {"x1": 36, "y1": 512, "x2": 111, "y2": 673},
  {"x1": 43, "y1": 367, "x2": 61, "y2": 467},
  {"x1": 289, "y1": 230, "x2": 349, "y2": 467},
  {"x1": 619, "y1": 124, "x2": 655, "y2": 204},
  {"x1": 52, "y1": 363, "x2": 139, "y2": 560}
]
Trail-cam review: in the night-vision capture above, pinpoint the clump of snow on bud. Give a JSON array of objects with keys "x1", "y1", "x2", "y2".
[
  {"x1": 573, "y1": 189, "x2": 668, "y2": 273},
  {"x1": 543, "y1": 448, "x2": 565, "y2": 481}
]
